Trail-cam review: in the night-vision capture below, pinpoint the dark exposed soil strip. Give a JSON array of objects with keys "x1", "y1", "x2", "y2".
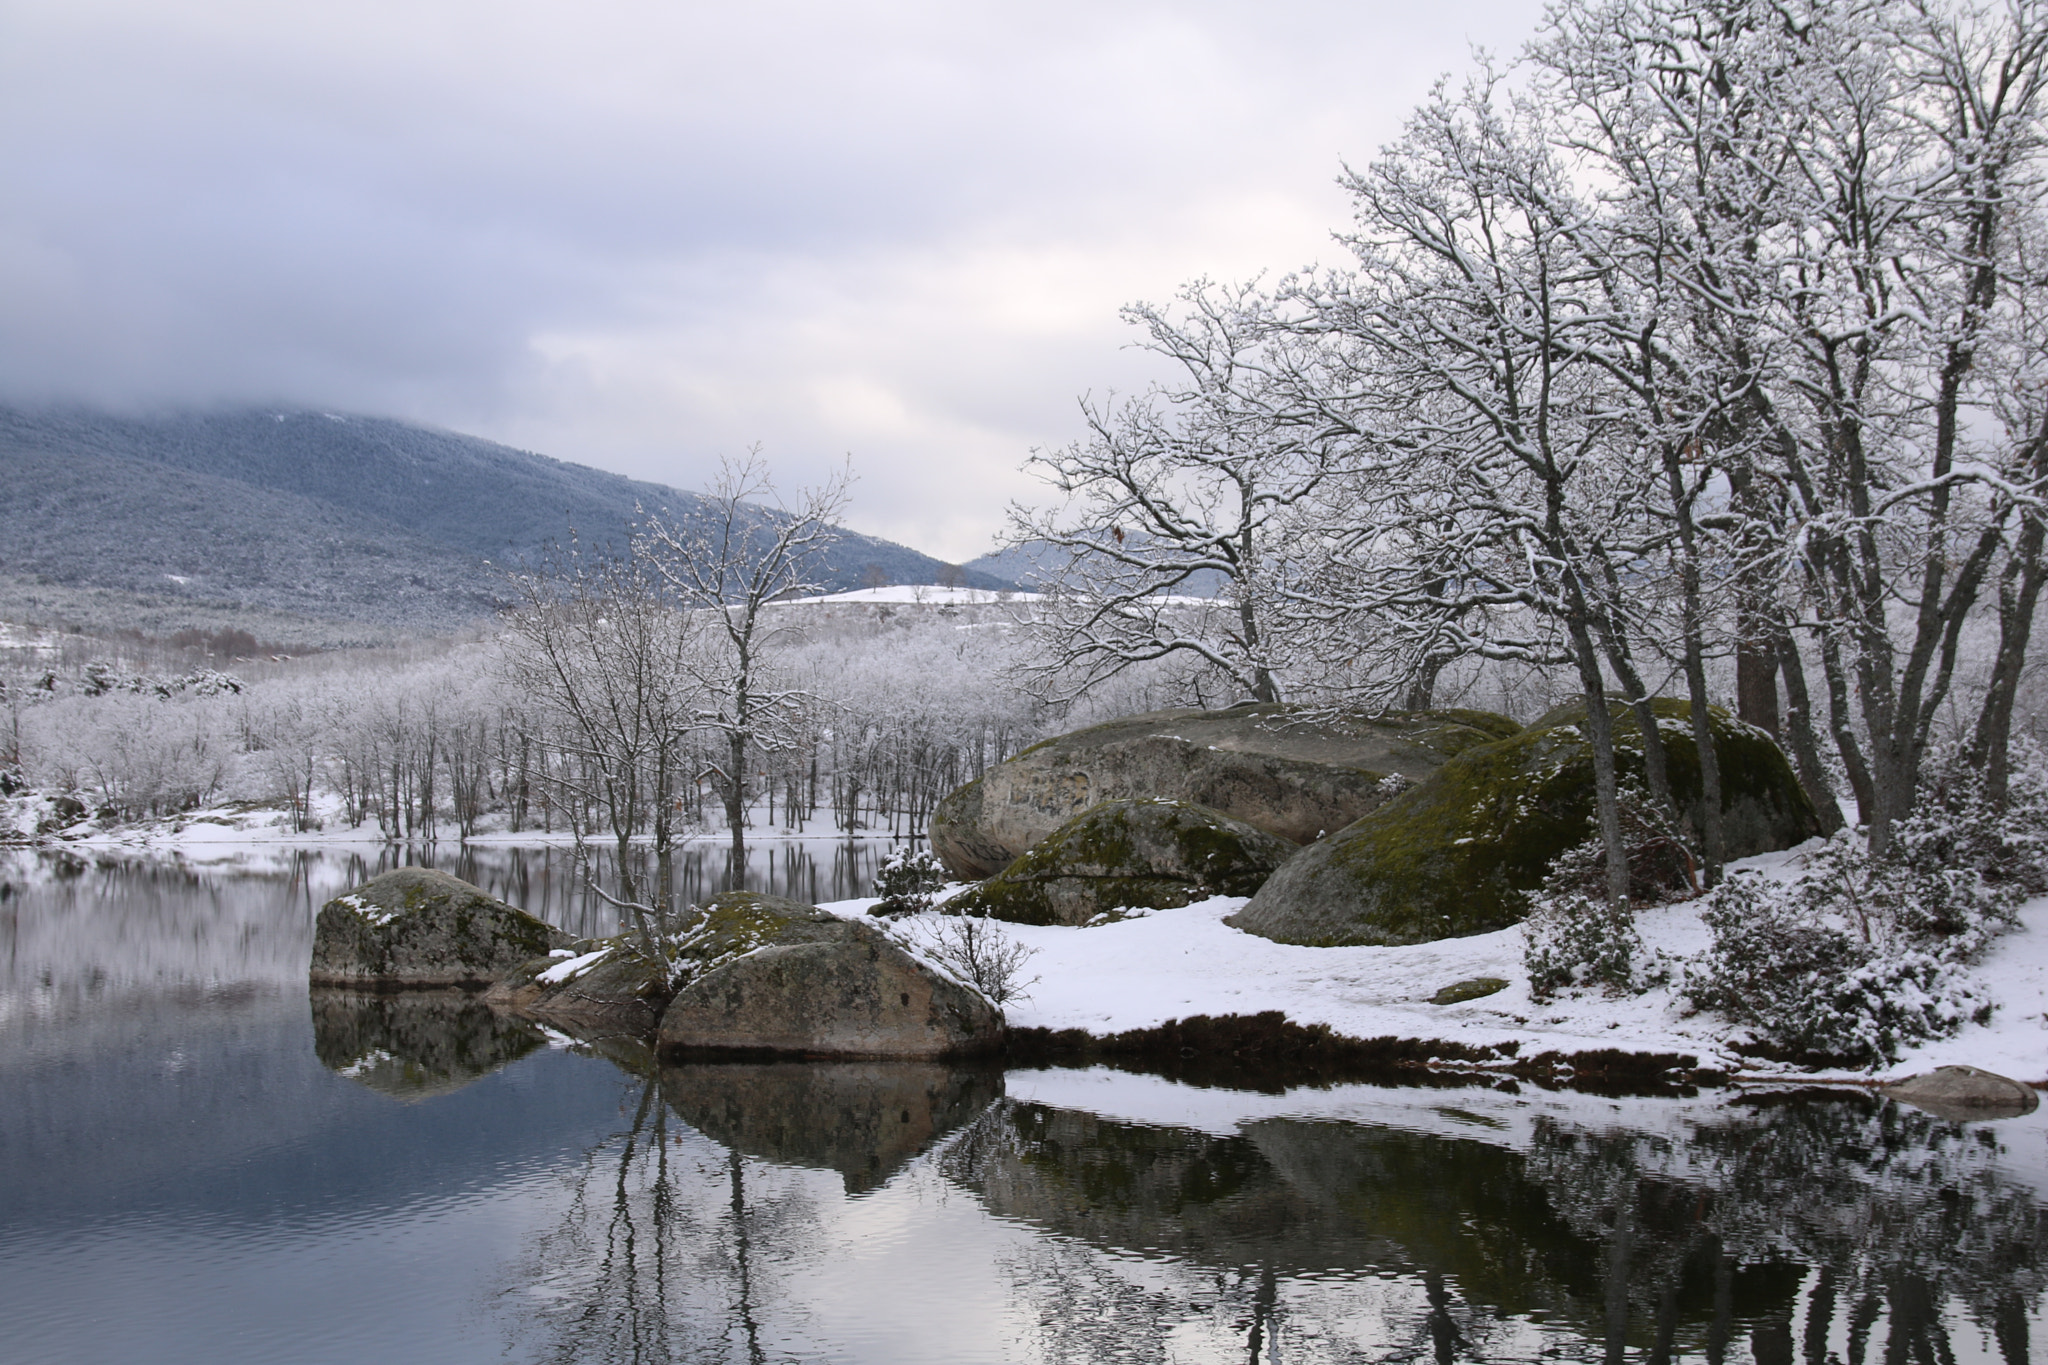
[{"x1": 1000, "y1": 1010, "x2": 1704, "y2": 1096}]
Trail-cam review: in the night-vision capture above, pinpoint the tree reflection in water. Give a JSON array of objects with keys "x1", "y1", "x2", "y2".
[
  {"x1": 941, "y1": 1092, "x2": 2045, "y2": 1364},
  {"x1": 468, "y1": 1029, "x2": 2043, "y2": 1363}
]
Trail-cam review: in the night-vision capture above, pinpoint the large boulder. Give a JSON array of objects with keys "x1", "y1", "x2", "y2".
[
  {"x1": 930, "y1": 704, "x2": 1522, "y2": 878},
  {"x1": 309, "y1": 867, "x2": 570, "y2": 987},
  {"x1": 1231, "y1": 699, "x2": 1823, "y2": 946},
  {"x1": 485, "y1": 889, "x2": 858, "y2": 1037},
  {"x1": 1884, "y1": 1066, "x2": 2040, "y2": 1120},
  {"x1": 658, "y1": 917, "x2": 1004, "y2": 1060},
  {"x1": 948, "y1": 797, "x2": 1297, "y2": 926}
]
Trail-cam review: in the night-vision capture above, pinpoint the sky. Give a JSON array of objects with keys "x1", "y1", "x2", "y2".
[{"x1": 0, "y1": 0, "x2": 1549, "y2": 563}]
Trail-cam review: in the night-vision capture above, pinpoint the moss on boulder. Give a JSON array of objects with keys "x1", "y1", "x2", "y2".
[
  {"x1": 487, "y1": 889, "x2": 866, "y2": 1037},
  {"x1": 930, "y1": 703, "x2": 1522, "y2": 878},
  {"x1": 948, "y1": 797, "x2": 1298, "y2": 927},
  {"x1": 309, "y1": 867, "x2": 570, "y2": 987},
  {"x1": 1230, "y1": 699, "x2": 1822, "y2": 947},
  {"x1": 657, "y1": 916, "x2": 1004, "y2": 1060}
]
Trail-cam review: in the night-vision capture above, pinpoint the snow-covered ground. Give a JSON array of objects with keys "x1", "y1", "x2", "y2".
[{"x1": 821, "y1": 843, "x2": 2048, "y2": 1086}]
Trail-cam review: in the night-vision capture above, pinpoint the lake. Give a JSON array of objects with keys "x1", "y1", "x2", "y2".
[{"x1": 1, "y1": 843, "x2": 2043, "y2": 1363}]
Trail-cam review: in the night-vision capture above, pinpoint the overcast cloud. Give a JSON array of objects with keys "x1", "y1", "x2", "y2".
[{"x1": 0, "y1": 0, "x2": 1547, "y2": 561}]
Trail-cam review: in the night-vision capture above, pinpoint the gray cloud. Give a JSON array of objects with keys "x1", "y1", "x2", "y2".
[{"x1": 0, "y1": 0, "x2": 1548, "y2": 561}]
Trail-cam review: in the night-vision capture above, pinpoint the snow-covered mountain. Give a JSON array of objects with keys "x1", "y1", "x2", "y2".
[{"x1": 0, "y1": 405, "x2": 1011, "y2": 639}]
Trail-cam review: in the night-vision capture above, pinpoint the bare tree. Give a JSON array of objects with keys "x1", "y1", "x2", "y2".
[
  {"x1": 1008, "y1": 282, "x2": 1342, "y2": 705},
  {"x1": 637, "y1": 451, "x2": 850, "y2": 872},
  {"x1": 501, "y1": 539, "x2": 698, "y2": 910}
]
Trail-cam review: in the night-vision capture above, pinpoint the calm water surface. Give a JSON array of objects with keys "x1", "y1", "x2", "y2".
[{"x1": 2, "y1": 845, "x2": 2044, "y2": 1364}]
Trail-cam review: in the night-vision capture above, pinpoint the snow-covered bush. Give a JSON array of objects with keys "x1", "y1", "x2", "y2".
[
  {"x1": 1685, "y1": 850, "x2": 1996, "y2": 1065},
  {"x1": 1684, "y1": 751, "x2": 2037, "y2": 1065},
  {"x1": 1523, "y1": 841, "x2": 1649, "y2": 1000},
  {"x1": 871, "y1": 847, "x2": 949, "y2": 915},
  {"x1": 897, "y1": 914, "x2": 1039, "y2": 1005},
  {"x1": 1523, "y1": 781, "x2": 1692, "y2": 1000}
]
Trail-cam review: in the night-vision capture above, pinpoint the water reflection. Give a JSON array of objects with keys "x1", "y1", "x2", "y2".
[
  {"x1": 932, "y1": 1091, "x2": 2046, "y2": 1363},
  {"x1": 661, "y1": 1062, "x2": 1003, "y2": 1194},
  {"x1": 0, "y1": 837, "x2": 895, "y2": 1014},
  {"x1": 309, "y1": 988, "x2": 546, "y2": 1100},
  {"x1": 4, "y1": 846, "x2": 2046, "y2": 1364}
]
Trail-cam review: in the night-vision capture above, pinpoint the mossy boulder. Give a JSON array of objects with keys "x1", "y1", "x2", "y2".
[
  {"x1": 930, "y1": 703, "x2": 1522, "y2": 878},
  {"x1": 658, "y1": 916, "x2": 1004, "y2": 1060},
  {"x1": 309, "y1": 867, "x2": 570, "y2": 987},
  {"x1": 948, "y1": 797, "x2": 1298, "y2": 926},
  {"x1": 487, "y1": 889, "x2": 863, "y2": 1037},
  {"x1": 1231, "y1": 699, "x2": 1822, "y2": 947}
]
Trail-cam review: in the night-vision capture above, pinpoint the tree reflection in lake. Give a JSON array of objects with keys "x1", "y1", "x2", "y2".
[
  {"x1": 487, "y1": 1047, "x2": 2045, "y2": 1363},
  {"x1": 938, "y1": 1090, "x2": 2045, "y2": 1363}
]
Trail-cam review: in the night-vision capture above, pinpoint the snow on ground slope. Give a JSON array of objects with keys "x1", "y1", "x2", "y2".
[{"x1": 822, "y1": 856, "x2": 2048, "y2": 1085}]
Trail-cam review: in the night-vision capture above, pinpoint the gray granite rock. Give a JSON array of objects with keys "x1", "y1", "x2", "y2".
[
  {"x1": 948, "y1": 797, "x2": 1297, "y2": 926},
  {"x1": 1884, "y1": 1065, "x2": 2040, "y2": 1120},
  {"x1": 309, "y1": 866, "x2": 569, "y2": 987},
  {"x1": 658, "y1": 918, "x2": 1003, "y2": 1060},
  {"x1": 929, "y1": 704, "x2": 1521, "y2": 878}
]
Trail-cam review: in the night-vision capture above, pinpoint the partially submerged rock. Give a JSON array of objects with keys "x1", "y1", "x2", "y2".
[
  {"x1": 310, "y1": 867, "x2": 570, "y2": 987},
  {"x1": 486, "y1": 889, "x2": 860, "y2": 1035},
  {"x1": 1884, "y1": 1065, "x2": 2040, "y2": 1120},
  {"x1": 485, "y1": 941, "x2": 675, "y2": 1036},
  {"x1": 930, "y1": 704, "x2": 1522, "y2": 878},
  {"x1": 948, "y1": 797, "x2": 1297, "y2": 926},
  {"x1": 658, "y1": 917, "x2": 1004, "y2": 1060},
  {"x1": 1232, "y1": 699, "x2": 1821, "y2": 946},
  {"x1": 310, "y1": 988, "x2": 546, "y2": 1100}
]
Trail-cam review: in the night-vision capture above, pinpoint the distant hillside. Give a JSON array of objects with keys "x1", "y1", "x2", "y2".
[
  {"x1": 0, "y1": 406, "x2": 1010, "y2": 639},
  {"x1": 964, "y1": 538, "x2": 1228, "y2": 597}
]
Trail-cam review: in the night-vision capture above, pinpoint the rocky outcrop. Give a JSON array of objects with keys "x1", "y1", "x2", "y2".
[
  {"x1": 658, "y1": 917, "x2": 1003, "y2": 1060},
  {"x1": 929, "y1": 704, "x2": 1522, "y2": 878},
  {"x1": 485, "y1": 941, "x2": 674, "y2": 1036},
  {"x1": 660, "y1": 1061, "x2": 1001, "y2": 1193},
  {"x1": 310, "y1": 988, "x2": 546, "y2": 1099},
  {"x1": 948, "y1": 797, "x2": 1297, "y2": 926},
  {"x1": 309, "y1": 867, "x2": 570, "y2": 987},
  {"x1": 1884, "y1": 1065, "x2": 2041, "y2": 1120},
  {"x1": 1232, "y1": 699, "x2": 1822, "y2": 946},
  {"x1": 485, "y1": 889, "x2": 871, "y2": 1035}
]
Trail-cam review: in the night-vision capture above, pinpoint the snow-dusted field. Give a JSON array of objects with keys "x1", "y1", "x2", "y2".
[{"x1": 824, "y1": 844, "x2": 2048, "y2": 1087}]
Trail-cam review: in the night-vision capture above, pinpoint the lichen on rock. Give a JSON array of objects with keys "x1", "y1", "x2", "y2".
[
  {"x1": 948, "y1": 797, "x2": 1298, "y2": 927},
  {"x1": 309, "y1": 866, "x2": 570, "y2": 987},
  {"x1": 658, "y1": 915, "x2": 1004, "y2": 1060},
  {"x1": 1230, "y1": 699, "x2": 1822, "y2": 947}
]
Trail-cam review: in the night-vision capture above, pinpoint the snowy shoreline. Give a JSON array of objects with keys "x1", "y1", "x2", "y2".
[{"x1": 11, "y1": 799, "x2": 2047, "y2": 1090}]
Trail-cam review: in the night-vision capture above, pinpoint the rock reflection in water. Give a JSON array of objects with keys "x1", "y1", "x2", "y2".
[
  {"x1": 659, "y1": 1062, "x2": 1003, "y2": 1194},
  {"x1": 512, "y1": 1061, "x2": 1002, "y2": 1364},
  {"x1": 942, "y1": 1092, "x2": 2046, "y2": 1364},
  {"x1": 310, "y1": 989, "x2": 545, "y2": 1100}
]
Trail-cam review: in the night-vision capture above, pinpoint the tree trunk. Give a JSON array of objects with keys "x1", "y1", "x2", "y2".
[
  {"x1": 1570, "y1": 610, "x2": 1630, "y2": 909},
  {"x1": 1969, "y1": 509, "x2": 2046, "y2": 809},
  {"x1": 1774, "y1": 627, "x2": 1846, "y2": 836},
  {"x1": 725, "y1": 730, "x2": 748, "y2": 875}
]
